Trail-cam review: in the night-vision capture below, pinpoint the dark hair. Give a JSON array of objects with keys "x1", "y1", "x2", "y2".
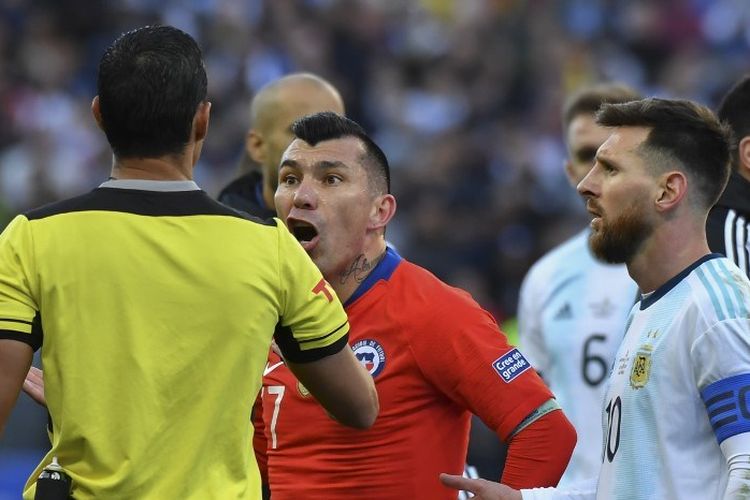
[
  {"x1": 717, "y1": 75, "x2": 750, "y2": 171},
  {"x1": 291, "y1": 112, "x2": 390, "y2": 194},
  {"x1": 97, "y1": 25, "x2": 207, "y2": 159},
  {"x1": 562, "y1": 83, "x2": 642, "y2": 132},
  {"x1": 597, "y1": 98, "x2": 732, "y2": 209}
]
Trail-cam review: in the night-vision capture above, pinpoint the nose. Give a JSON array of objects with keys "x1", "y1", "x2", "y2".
[
  {"x1": 577, "y1": 167, "x2": 597, "y2": 199},
  {"x1": 293, "y1": 179, "x2": 318, "y2": 209}
]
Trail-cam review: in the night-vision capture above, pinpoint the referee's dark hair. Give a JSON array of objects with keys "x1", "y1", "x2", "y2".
[
  {"x1": 597, "y1": 98, "x2": 732, "y2": 211},
  {"x1": 97, "y1": 25, "x2": 208, "y2": 159},
  {"x1": 292, "y1": 112, "x2": 391, "y2": 194},
  {"x1": 717, "y1": 75, "x2": 750, "y2": 171}
]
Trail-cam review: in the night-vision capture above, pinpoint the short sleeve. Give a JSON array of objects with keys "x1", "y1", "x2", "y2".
[
  {"x1": 518, "y1": 268, "x2": 550, "y2": 373},
  {"x1": 409, "y1": 292, "x2": 553, "y2": 440},
  {"x1": 273, "y1": 220, "x2": 349, "y2": 363},
  {"x1": 692, "y1": 318, "x2": 750, "y2": 444},
  {"x1": 691, "y1": 318, "x2": 750, "y2": 391},
  {"x1": 0, "y1": 215, "x2": 41, "y2": 350}
]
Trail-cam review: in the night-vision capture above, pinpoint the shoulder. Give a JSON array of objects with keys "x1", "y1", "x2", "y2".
[
  {"x1": 526, "y1": 231, "x2": 591, "y2": 280},
  {"x1": 521, "y1": 230, "x2": 594, "y2": 299},
  {"x1": 393, "y1": 260, "x2": 492, "y2": 322},
  {"x1": 687, "y1": 257, "x2": 750, "y2": 325}
]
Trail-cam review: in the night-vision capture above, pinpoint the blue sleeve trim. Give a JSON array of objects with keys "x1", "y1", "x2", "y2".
[{"x1": 701, "y1": 373, "x2": 750, "y2": 444}]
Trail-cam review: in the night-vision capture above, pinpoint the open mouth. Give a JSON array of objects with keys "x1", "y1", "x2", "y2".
[{"x1": 287, "y1": 219, "x2": 320, "y2": 250}]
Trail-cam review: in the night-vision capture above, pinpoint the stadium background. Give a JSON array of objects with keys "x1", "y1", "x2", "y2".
[{"x1": 1, "y1": 0, "x2": 749, "y2": 496}]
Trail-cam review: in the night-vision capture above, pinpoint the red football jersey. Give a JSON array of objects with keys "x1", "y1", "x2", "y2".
[{"x1": 257, "y1": 248, "x2": 553, "y2": 499}]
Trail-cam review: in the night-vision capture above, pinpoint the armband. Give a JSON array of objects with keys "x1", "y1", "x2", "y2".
[
  {"x1": 508, "y1": 398, "x2": 561, "y2": 438},
  {"x1": 701, "y1": 373, "x2": 750, "y2": 444}
]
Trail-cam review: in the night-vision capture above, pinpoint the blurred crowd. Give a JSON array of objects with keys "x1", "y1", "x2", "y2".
[{"x1": 2, "y1": 0, "x2": 750, "y2": 318}]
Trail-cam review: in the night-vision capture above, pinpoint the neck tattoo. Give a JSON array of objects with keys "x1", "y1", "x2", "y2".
[{"x1": 339, "y1": 251, "x2": 386, "y2": 285}]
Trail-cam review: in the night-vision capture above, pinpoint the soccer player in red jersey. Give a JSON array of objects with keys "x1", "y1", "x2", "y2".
[{"x1": 262, "y1": 111, "x2": 576, "y2": 499}]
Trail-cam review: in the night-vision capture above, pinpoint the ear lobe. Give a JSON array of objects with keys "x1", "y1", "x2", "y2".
[
  {"x1": 246, "y1": 130, "x2": 266, "y2": 164},
  {"x1": 655, "y1": 171, "x2": 687, "y2": 212},
  {"x1": 91, "y1": 96, "x2": 104, "y2": 131},
  {"x1": 369, "y1": 194, "x2": 397, "y2": 231}
]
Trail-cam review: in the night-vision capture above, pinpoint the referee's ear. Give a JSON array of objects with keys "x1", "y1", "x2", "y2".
[{"x1": 91, "y1": 96, "x2": 104, "y2": 131}]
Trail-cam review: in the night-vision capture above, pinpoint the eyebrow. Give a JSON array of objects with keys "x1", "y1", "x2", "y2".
[
  {"x1": 596, "y1": 155, "x2": 620, "y2": 171},
  {"x1": 279, "y1": 159, "x2": 351, "y2": 171}
]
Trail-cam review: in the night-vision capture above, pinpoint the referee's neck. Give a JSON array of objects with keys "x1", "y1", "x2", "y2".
[{"x1": 111, "y1": 158, "x2": 193, "y2": 181}]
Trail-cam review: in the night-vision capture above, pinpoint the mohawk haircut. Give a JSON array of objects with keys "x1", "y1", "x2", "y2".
[{"x1": 292, "y1": 112, "x2": 391, "y2": 194}]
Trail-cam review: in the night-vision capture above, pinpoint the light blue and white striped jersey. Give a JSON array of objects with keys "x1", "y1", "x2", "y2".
[
  {"x1": 598, "y1": 254, "x2": 750, "y2": 500},
  {"x1": 519, "y1": 229, "x2": 638, "y2": 486}
]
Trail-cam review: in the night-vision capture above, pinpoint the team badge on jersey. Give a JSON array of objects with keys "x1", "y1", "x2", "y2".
[
  {"x1": 492, "y1": 349, "x2": 531, "y2": 383},
  {"x1": 352, "y1": 339, "x2": 386, "y2": 377},
  {"x1": 630, "y1": 346, "x2": 653, "y2": 389}
]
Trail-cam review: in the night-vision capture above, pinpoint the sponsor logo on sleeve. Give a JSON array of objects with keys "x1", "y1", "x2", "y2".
[
  {"x1": 311, "y1": 278, "x2": 333, "y2": 302},
  {"x1": 352, "y1": 339, "x2": 386, "y2": 377},
  {"x1": 492, "y1": 349, "x2": 531, "y2": 383}
]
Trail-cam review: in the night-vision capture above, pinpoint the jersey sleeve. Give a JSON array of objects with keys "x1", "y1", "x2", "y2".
[
  {"x1": 272, "y1": 220, "x2": 349, "y2": 363},
  {"x1": 692, "y1": 317, "x2": 750, "y2": 444},
  {"x1": 409, "y1": 291, "x2": 554, "y2": 441},
  {"x1": 518, "y1": 267, "x2": 550, "y2": 374},
  {"x1": 0, "y1": 215, "x2": 41, "y2": 350}
]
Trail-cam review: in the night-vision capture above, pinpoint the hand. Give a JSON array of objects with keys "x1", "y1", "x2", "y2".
[
  {"x1": 440, "y1": 473, "x2": 523, "y2": 500},
  {"x1": 22, "y1": 366, "x2": 47, "y2": 407}
]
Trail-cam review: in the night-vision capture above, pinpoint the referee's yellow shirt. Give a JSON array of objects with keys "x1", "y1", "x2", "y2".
[{"x1": 0, "y1": 179, "x2": 349, "y2": 500}]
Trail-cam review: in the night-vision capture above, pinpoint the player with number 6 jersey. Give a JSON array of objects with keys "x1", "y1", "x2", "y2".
[
  {"x1": 518, "y1": 84, "x2": 641, "y2": 486},
  {"x1": 519, "y1": 230, "x2": 637, "y2": 485}
]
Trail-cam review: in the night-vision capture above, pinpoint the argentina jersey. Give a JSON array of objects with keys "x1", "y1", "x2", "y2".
[
  {"x1": 518, "y1": 229, "x2": 637, "y2": 486},
  {"x1": 598, "y1": 254, "x2": 750, "y2": 500}
]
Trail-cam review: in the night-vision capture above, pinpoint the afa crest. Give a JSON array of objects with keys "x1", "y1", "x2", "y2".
[{"x1": 630, "y1": 347, "x2": 653, "y2": 389}]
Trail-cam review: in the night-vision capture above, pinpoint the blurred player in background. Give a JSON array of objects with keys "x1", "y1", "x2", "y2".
[
  {"x1": 442, "y1": 98, "x2": 750, "y2": 499},
  {"x1": 0, "y1": 26, "x2": 378, "y2": 499},
  {"x1": 517, "y1": 83, "x2": 640, "y2": 486},
  {"x1": 261, "y1": 111, "x2": 575, "y2": 499},
  {"x1": 708, "y1": 75, "x2": 750, "y2": 278},
  {"x1": 218, "y1": 72, "x2": 345, "y2": 218}
]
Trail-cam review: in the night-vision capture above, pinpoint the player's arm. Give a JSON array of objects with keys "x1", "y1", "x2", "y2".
[
  {"x1": 0, "y1": 339, "x2": 33, "y2": 436},
  {"x1": 721, "y1": 432, "x2": 750, "y2": 499},
  {"x1": 501, "y1": 401, "x2": 576, "y2": 487},
  {"x1": 693, "y1": 319, "x2": 750, "y2": 499},
  {"x1": 285, "y1": 346, "x2": 377, "y2": 429},
  {"x1": 274, "y1": 221, "x2": 378, "y2": 429},
  {"x1": 440, "y1": 474, "x2": 598, "y2": 500},
  {"x1": 414, "y1": 298, "x2": 574, "y2": 488}
]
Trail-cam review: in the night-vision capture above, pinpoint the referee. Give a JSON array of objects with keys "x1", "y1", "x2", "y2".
[
  {"x1": 708, "y1": 75, "x2": 750, "y2": 278},
  {"x1": 0, "y1": 25, "x2": 377, "y2": 500}
]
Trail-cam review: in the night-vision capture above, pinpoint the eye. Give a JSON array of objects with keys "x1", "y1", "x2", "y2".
[
  {"x1": 324, "y1": 174, "x2": 342, "y2": 185},
  {"x1": 280, "y1": 173, "x2": 299, "y2": 186}
]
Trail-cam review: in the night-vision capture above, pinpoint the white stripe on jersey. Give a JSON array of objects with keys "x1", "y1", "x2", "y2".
[{"x1": 723, "y1": 209, "x2": 750, "y2": 277}]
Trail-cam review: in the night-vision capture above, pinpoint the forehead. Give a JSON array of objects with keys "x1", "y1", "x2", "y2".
[
  {"x1": 597, "y1": 126, "x2": 650, "y2": 161},
  {"x1": 282, "y1": 136, "x2": 366, "y2": 169},
  {"x1": 567, "y1": 114, "x2": 612, "y2": 150}
]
